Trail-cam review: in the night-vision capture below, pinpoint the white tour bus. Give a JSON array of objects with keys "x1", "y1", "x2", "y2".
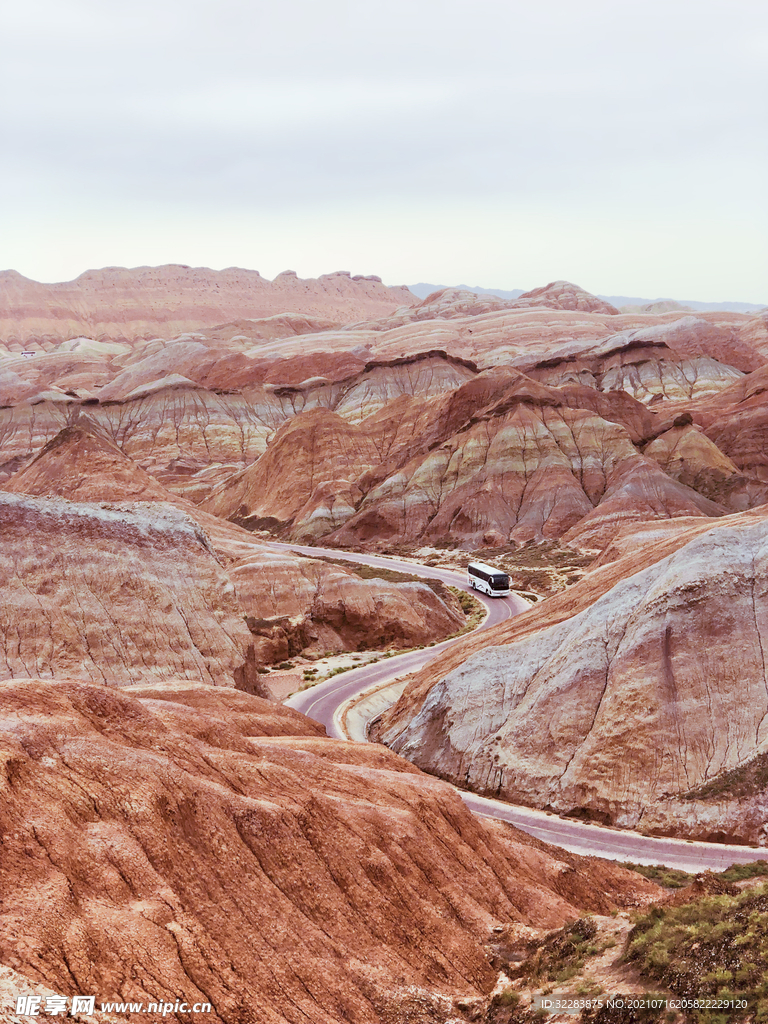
[{"x1": 467, "y1": 561, "x2": 511, "y2": 597}]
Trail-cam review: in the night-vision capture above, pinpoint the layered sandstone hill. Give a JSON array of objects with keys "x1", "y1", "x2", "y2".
[
  {"x1": 666, "y1": 347, "x2": 768, "y2": 485},
  {"x1": 204, "y1": 364, "x2": 731, "y2": 550},
  {"x1": 0, "y1": 349, "x2": 477, "y2": 500},
  {"x1": 2, "y1": 279, "x2": 767, "y2": 553},
  {"x1": 2, "y1": 342, "x2": 749, "y2": 555},
  {"x1": 0, "y1": 491, "x2": 266, "y2": 693},
  {"x1": 1, "y1": 421, "x2": 465, "y2": 666},
  {"x1": 264, "y1": 298, "x2": 762, "y2": 373},
  {"x1": 513, "y1": 280, "x2": 620, "y2": 314},
  {"x1": 376, "y1": 506, "x2": 768, "y2": 844},
  {"x1": 343, "y1": 281, "x2": 620, "y2": 332},
  {"x1": 0, "y1": 266, "x2": 415, "y2": 344},
  {"x1": 0, "y1": 678, "x2": 659, "y2": 1024}
]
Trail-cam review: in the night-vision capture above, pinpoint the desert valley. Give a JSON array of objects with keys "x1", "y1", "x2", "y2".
[{"x1": 3, "y1": 264, "x2": 768, "y2": 1023}]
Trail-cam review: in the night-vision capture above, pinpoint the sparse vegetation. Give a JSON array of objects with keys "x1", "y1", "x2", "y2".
[
  {"x1": 622, "y1": 860, "x2": 768, "y2": 889},
  {"x1": 624, "y1": 883, "x2": 768, "y2": 1021},
  {"x1": 454, "y1": 540, "x2": 595, "y2": 599},
  {"x1": 510, "y1": 917, "x2": 600, "y2": 985},
  {"x1": 721, "y1": 861, "x2": 768, "y2": 883},
  {"x1": 574, "y1": 977, "x2": 604, "y2": 997},
  {"x1": 491, "y1": 988, "x2": 520, "y2": 1008},
  {"x1": 621, "y1": 864, "x2": 698, "y2": 890},
  {"x1": 448, "y1": 585, "x2": 484, "y2": 633},
  {"x1": 396, "y1": 540, "x2": 595, "y2": 598},
  {"x1": 277, "y1": 661, "x2": 295, "y2": 670},
  {"x1": 307, "y1": 553, "x2": 453, "y2": 597},
  {"x1": 680, "y1": 751, "x2": 768, "y2": 801}
]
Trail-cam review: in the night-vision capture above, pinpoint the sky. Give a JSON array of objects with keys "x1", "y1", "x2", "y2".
[{"x1": 1, "y1": 0, "x2": 766, "y2": 301}]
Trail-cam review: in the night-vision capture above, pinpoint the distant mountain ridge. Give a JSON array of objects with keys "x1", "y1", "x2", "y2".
[
  {"x1": 408, "y1": 282, "x2": 766, "y2": 314},
  {"x1": 0, "y1": 265, "x2": 414, "y2": 344}
]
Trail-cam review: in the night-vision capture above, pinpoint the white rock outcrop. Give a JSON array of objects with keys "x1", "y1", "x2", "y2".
[{"x1": 385, "y1": 515, "x2": 768, "y2": 842}]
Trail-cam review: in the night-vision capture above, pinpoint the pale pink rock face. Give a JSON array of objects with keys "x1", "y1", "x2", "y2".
[
  {"x1": 378, "y1": 507, "x2": 768, "y2": 844},
  {"x1": 0, "y1": 492, "x2": 264, "y2": 692},
  {"x1": 0, "y1": 266, "x2": 415, "y2": 343}
]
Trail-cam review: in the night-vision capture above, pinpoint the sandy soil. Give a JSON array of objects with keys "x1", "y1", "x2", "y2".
[{"x1": 268, "y1": 650, "x2": 390, "y2": 702}]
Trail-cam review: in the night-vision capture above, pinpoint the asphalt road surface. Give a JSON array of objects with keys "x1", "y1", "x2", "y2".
[
  {"x1": 278, "y1": 541, "x2": 525, "y2": 732},
  {"x1": 276, "y1": 541, "x2": 768, "y2": 871}
]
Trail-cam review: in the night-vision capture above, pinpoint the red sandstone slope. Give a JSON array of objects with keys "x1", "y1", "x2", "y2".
[
  {"x1": 1, "y1": 420, "x2": 465, "y2": 665},
  {"x1": 0, "y1": 266, "x2": 415, "y2": 344},
  {"x1": 204, "y1": 366, "x2": 728, "y2": 550},
  {"x1": 0, "y1": 679, "x2": 659, "y2": 1024}
]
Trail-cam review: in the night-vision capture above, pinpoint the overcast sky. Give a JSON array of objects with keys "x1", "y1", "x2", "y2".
[{"x1": 1, "y1": 0, "x2": 766, "y2": 300}]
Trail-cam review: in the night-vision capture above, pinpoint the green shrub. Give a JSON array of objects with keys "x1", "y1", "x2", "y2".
[
  {"x1": 512, "y1": 916, "x2": 598, "y2": 985},
  {"x1": 626, "y1": 883, "x2": 768, "y2": 1021},
  {"x1": 491, "y1": 989, "x2": 519, "y2": 1008},
  {"x1": 623, "y1": 858, "x2": 768, "y2": 888},
  {"x1": 621, "y1": 862, "x2": 694, "y2": 889}
]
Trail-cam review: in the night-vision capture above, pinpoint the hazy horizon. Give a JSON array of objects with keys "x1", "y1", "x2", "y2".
[
  {"x1": 2, "y1": 264, "x2": 764, "y2": 310},
  {"x1": 2, "y1": 0, "x2": 766, "y2": 302}
]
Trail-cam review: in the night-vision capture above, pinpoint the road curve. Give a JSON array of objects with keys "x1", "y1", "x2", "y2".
[
  {"x1": 275, "y1": 541, "x2": 768, "y2": 872},
  {"x1": 276, "y1": 540, "x2": 526, "y2": 731}
]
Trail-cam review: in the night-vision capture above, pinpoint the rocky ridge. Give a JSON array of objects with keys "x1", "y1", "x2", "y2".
[
  {"x1": 377, "y1": 506, "x2": 768, "y2": 844},
  {"x1": 0, "y1": 679, "x2": 659, "y2": 1023},
  {"x1": 0, "y1": 266, "x2": 414, "y2": 344},
  {"x1": 203, "y1": 362, "x2": 736, "y2": 551},
  {"x1": 0, "y1": 420, "x2": 465, "y2": 670},
  {"x1": 3, "y1": 280, "x2": 768, "y2": 563}
]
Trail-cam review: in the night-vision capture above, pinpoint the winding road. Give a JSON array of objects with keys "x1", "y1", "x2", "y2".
[{"x1": 278, "y1": 541, "x2": 768, "y2": 873}]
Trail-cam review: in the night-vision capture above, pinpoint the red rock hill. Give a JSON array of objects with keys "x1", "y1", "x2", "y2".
[{"x1": 0, "y1": 266, "x2": 415, "y2": 344}]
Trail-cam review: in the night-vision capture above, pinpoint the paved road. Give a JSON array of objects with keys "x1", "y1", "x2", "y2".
[
  {"x1": 278, "y1": 541, "x2": 526, "y2": 731},
  {"x1": 276, "y1": 541, "x2": 768, "y2": 871}
]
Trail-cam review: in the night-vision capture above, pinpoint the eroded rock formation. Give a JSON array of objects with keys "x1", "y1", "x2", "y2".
[
  {"x1": 2, "y1": 272, "x2": 767, "y2": 555},
  {"x1": 377, "y1": 509, "x2": 768, "y2": 843},
  {"x1": 0, "y1": 679, "x2": 659, "y2": 1023},
  {"x1": 205, "y1": 363, "x2": 729, "y2": 550},
  {"x1": 1, "y1": 421, "x2": 465, "y2": 666},
  {"x1": 0, "y1": 266, "x2": 415, "y2": 344},
  {"x1": 0, "y1": 492, "x2": 266, "y2": 693}
]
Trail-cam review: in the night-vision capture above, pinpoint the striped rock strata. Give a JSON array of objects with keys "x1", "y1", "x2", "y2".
[
  {"x1": 1, "y1": 423, "x2": 464, "y2": 667},
  {"x1": 378, "y1": 509, "x2": 768, "y2": 844},
  {"x1": 0, "y1": 679, "x2": 659, "y2": 1023},
  {"x1": 0, "y1": 266, "x2": 414, "y2": 344}
]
